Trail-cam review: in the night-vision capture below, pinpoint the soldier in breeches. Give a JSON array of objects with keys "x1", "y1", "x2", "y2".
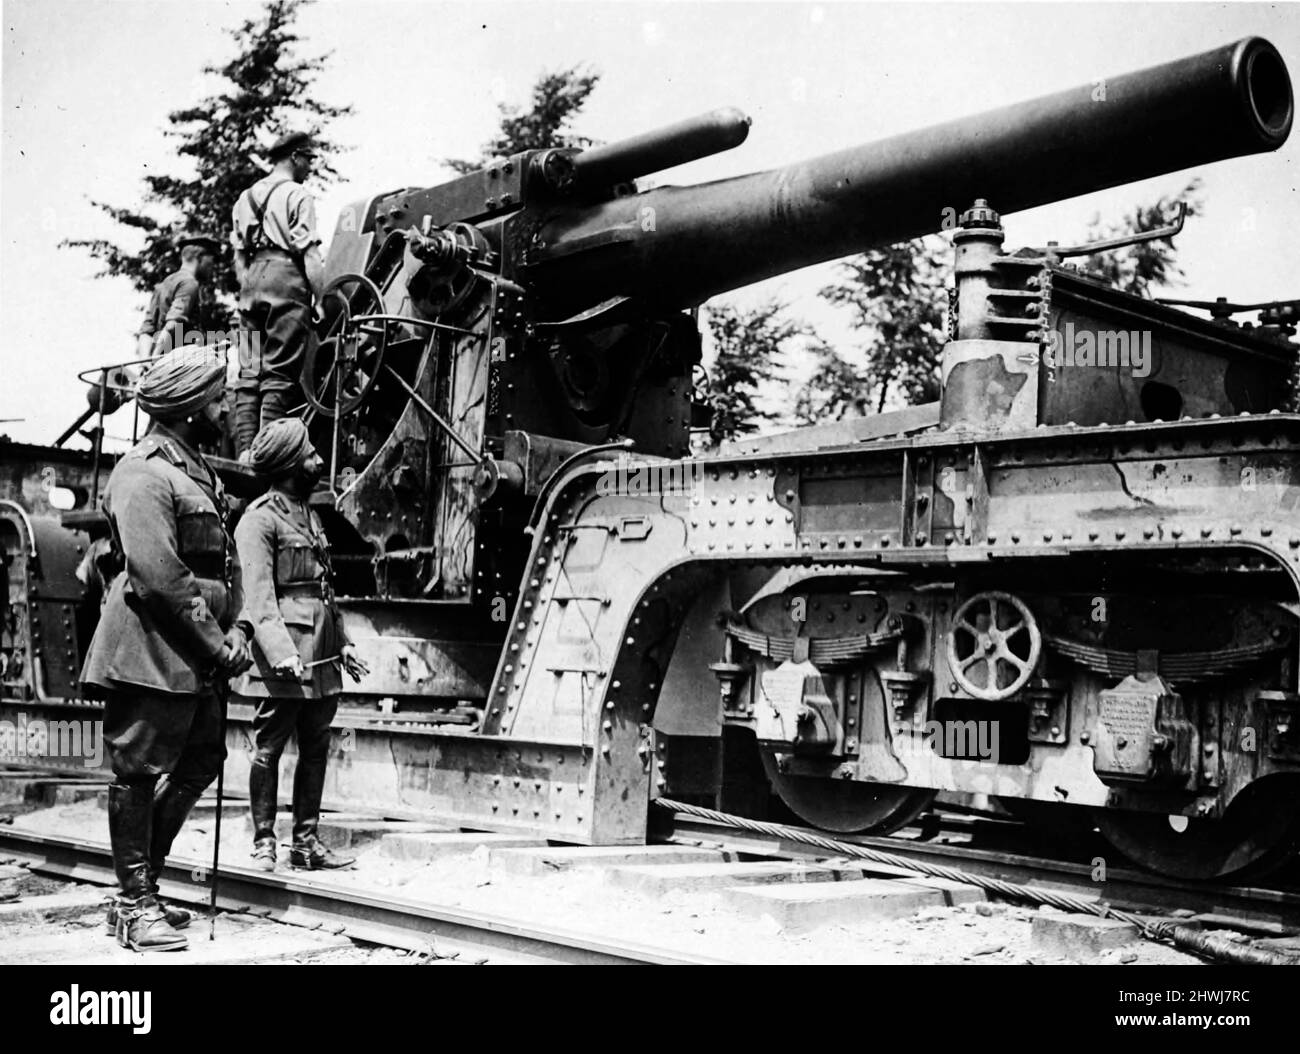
[
  {"x1": 230, "y1": 132, "x2": 325, "y2": 456},
  {"x1": 234, "y1": 418, "x2": 367, "y2": 871},
  {"x1": 80, "y1": 348, "x2": 253, "y2": 952}
]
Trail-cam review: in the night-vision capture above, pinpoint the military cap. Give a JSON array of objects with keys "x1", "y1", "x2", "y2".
[
  {"x1": 247, "y1": 417, "x2": 314, "y2": 478},
  {"x1": 266, "y1": 131, "x2": 316, "y2": 162},
  {"x1": 176, "y1": 231, "x2": 221, "y2": 252}
]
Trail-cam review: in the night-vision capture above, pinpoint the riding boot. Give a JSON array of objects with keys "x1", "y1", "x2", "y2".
[
  {"x1": 290, "y1": 751, "x2": 353, "y2": 869},
  {"x1": 145, "y1": 781, "x2": 202, "y2": 930},
  {"x1": 249, "y1": 757, "x2": 279, "y2": 867},
  {"x1": 107, "y1": 782, "x2": 186, "y2": 951}
]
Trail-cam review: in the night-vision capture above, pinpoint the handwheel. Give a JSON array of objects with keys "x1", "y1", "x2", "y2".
[
  {"x1": 301, "y1": 273, "x2": 387, "y2": 418},
  {"x1": 947, "y1": 591, "x2": 1042, "y2": 701}
]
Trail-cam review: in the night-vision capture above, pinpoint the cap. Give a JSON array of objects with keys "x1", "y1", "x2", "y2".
[
  {"x1": 266, "y1": 131, "x2": 315, "y2": 162},
  {"x1": 176, "y1": 231, "x2": 221, "y2": 252}
]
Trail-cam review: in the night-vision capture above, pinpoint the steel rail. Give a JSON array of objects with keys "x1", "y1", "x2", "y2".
[{"x1": 0, "y1": 827, "x2": 728, "y2": 966}]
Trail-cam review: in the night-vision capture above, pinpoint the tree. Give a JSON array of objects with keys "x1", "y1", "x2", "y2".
[
  {"x1": 702, "y1": 300, "x2": 802, "y2": 448},
  {"x1": 446, "y1": 67, "x2": 601, "y2": 173},
  {"x1": 62, "y1": 0, "x2": 351, "y2": 330},
  {"x1": 1080, "y1": 178, "x2": 1204, "y2": 297},
  {"x1": 808, "y1": 236, "x2": 950, "y2": 420}
]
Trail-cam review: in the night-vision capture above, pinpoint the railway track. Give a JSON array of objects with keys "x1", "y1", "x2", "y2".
[
  {"x1": 3, "y1": 766, "x2": 1298, "y2": 964},
  {"x1": 0, "y1": 826, "x2": 730, "y2": 965}
]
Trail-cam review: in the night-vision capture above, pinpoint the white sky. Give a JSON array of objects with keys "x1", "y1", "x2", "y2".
[{"x1": 2, "y1": 0, "x2": 1297, "y2": 447}]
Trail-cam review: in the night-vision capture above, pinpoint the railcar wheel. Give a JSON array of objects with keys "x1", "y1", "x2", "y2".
[
  {"x1": 762, "y1": 753, "x2": 936, "y2": 835},
  {"x1": 1094, "y1": 778, "x2": 1300, "y2": 881}
]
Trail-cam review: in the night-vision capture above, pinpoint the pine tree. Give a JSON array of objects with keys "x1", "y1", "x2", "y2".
[
  {"x1": 447, "y1": 67, "x2": 601, "y2": 172},
  {"x1": 61, "y1": 0, "x2": 351, "y2": 330}
]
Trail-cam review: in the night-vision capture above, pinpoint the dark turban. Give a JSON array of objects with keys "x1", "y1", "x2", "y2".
[
  {"x1": 136, "y1": 348, "x2": 226, "y2": 420},
  {"x1": 248, "y1": 417, "x2": 313, "y2": 477}
]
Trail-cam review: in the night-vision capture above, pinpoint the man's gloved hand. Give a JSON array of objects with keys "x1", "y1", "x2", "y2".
[
  {"x1": 216, "y1": 628, "x2": 253, "y2": 676},
  {"x1": 340, "y1": 644, "x2": 369, "y2": 683},
  {"x1": 272, "y1": 654, "x2": 306, "y2": 681}
]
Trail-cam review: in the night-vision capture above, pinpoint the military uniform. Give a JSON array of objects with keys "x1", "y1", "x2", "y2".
[
  {"x1": 81, "y1": 419, "x2": 248, "y2": 948},
  {"x1": 230, "y1": 172, "x2": 320, "y2": 452},
  {"x1": 138, "y1": 269, "x2": 204, "y2": 359},
  {"x1": 234, "y1": 490, "x2": 351, "y2": 856}
]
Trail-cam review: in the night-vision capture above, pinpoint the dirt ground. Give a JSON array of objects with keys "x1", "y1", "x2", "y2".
[{"x1": 6, "y1": 799, "x2": 1205, "y2": 965}]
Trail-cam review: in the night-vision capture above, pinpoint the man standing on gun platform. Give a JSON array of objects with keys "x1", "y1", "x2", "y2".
[
  {"x1": 81, "y1": 347, "x2": 254, "y2": 952},
  {"x1": 234, "y1": 417, "x2": 368, "y2": 872},
  {"x1": 230, "y1": 132, "x2": 324, "y2": 457}
]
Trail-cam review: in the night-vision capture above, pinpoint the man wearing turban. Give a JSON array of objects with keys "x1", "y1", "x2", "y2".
[
  {"x1": 81, "y1": 347, "x2": 254, "y2": 951},
  {"x1": 233, "y1": 417, "x2": 367, "y2": 871}
]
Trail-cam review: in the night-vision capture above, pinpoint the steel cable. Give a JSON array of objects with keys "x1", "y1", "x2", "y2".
[{"x1": 653, "y1": 798, "x2": 1300, "y2": 964}]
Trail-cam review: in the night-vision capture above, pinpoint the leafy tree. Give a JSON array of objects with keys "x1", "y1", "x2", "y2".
[
  {"x1": 702, "y1": 300, "x2": 801, "y2": 447},
  {"x1": 1080, "y1": 178, "x2": 1203, "y2": 297},
  {"x1": 808, "y1": 237, "x2": 949, "y2": 419},
  {"x1": 61, "y1": 0, "x2": 351, "y2": 330},
  {"x1": 447, "y1": 67, "x2": 600, "y2": 172},
  {"x1": 794, "y1": 337, "x2": 872, "y2": 424},
  {"x1": 801, "y1": 180, "x2": 1203, "y2": 422}
]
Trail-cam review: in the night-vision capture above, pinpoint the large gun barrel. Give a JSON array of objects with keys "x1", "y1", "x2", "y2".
[{"x1": 528, "y1": 37, "x2": 1291, "y2": 313}]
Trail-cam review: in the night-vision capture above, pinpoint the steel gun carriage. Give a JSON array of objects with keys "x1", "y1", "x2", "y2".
[{"x1": 7, "y1": 37, "x2": 1297, "y2": 880}]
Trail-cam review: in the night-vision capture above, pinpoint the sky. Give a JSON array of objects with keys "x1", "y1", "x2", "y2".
[{"x1": 1, "y1": 0, "x2": 1297, "y2": 447}]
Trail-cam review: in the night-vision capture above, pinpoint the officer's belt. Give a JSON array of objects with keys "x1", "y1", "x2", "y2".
[{"x1": 279, "y1": 580, "x2": 333, "y2": 600}]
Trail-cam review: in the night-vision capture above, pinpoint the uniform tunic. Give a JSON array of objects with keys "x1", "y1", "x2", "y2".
[
  {"x1": 81, "y1": 425, "x2": 243, "y2": 697},
  {"x1": 139, "y1": 270, "x2": 203, "y2": 358},
  {"x1": 232, "y1": 490, "x2": 350, "y2": 700},
  {"x1": 79, "y1": 425, "x2": 244, "y2": 779}
]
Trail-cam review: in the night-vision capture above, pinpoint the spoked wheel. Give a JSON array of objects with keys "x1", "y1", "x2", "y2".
[
  {"x1": 947, "y1": 591, "x2": 1042, "y2": 701},
  {"x1": 1094, "y1": 778, "x2": 1300, "y2": 881},
  {"x1": 301, "y1": 273, "x2": 387, "y2": 418},
  {"x1": 761, "y1": 752, "x2": 936, "y2": 835}
]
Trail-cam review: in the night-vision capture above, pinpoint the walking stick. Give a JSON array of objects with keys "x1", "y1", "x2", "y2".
[{"x1": 209, "y1": 677, "x2": 229, "y2": 940}]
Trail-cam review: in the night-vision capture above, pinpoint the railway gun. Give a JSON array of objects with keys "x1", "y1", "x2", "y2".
[{"x1": 3, "y1": 36, "x2": 1298, "y2": 880}]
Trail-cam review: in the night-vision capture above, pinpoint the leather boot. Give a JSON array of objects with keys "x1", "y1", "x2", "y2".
[
  {"x1": 105, "y1": 782, "x2": 198, "y2": 934},
  {"x1": 291, "y1": 751, "x2": 353, "y2": 868},
  {"x1": 146, "y1": 781, "x2": 202, "y2": 930},
  {"x1": 108, "y1": 782, "x2": 186, "y2": 951},
  {"x1": 289, "y1": 836, "x2": 354, "y2": 870},
  {"x1": 250, "y1": 757, "x2": 279, "y2": 857}
]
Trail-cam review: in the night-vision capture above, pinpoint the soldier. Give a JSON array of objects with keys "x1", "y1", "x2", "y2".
[
  {"x1": 137, "y1": 233, "x2": 221, "y2": 359},
  {"x1": 230, "y1": 132, "x2": 325, "y2": 457},
  {"x1": 234, "y1": 417, "x2": 367, "y2": 871},
  {"x1": 81, "y1": 347, "x2": 253, "y2": 952}
]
